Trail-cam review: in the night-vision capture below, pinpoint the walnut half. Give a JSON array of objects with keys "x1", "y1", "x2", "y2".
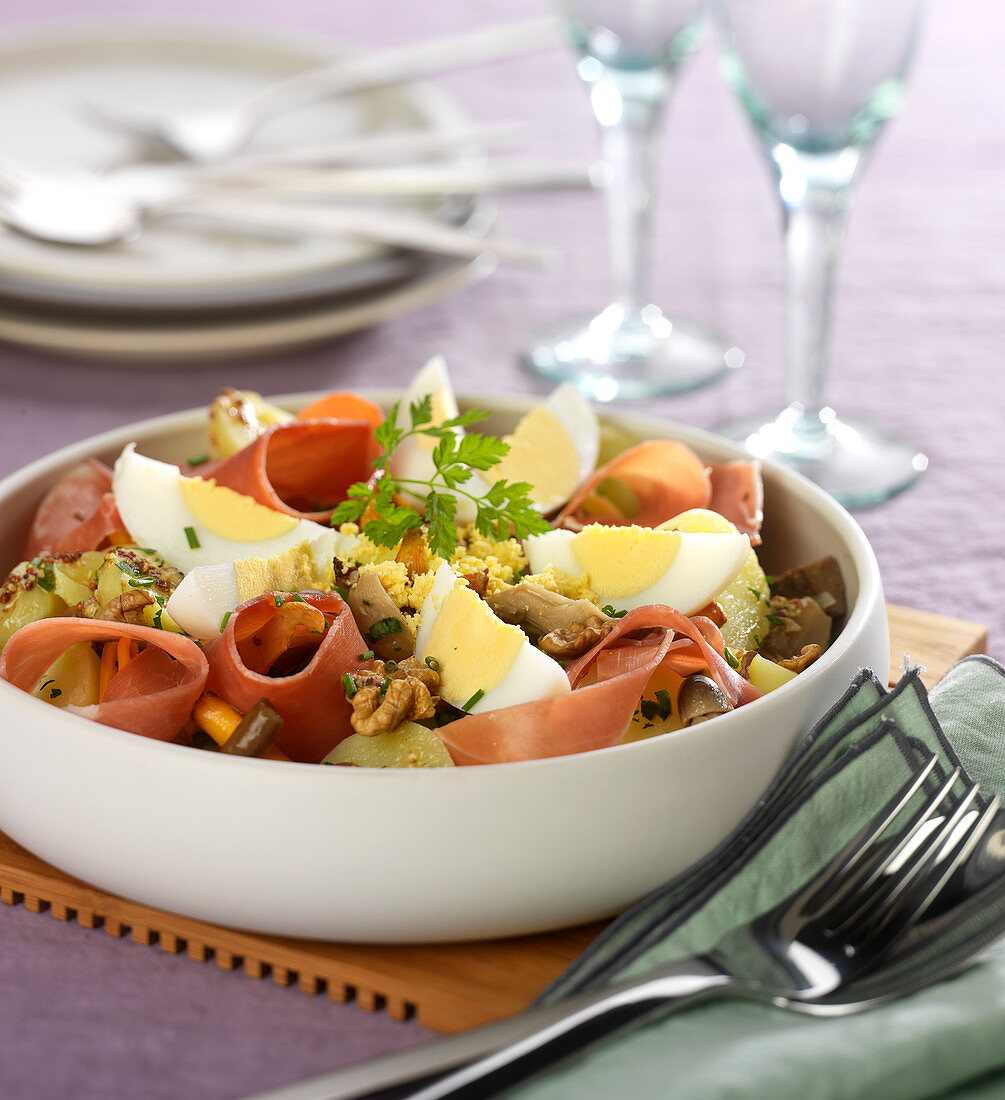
[{"x1": 348, "y1": 657, "x2": 440, "y2": 736}]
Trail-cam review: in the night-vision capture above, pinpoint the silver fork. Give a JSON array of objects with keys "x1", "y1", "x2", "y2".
[
  {"x1": 246, "y1": 755, "x2": 1001, "y2": 1100},
  {"x1": 81, "y1": 18, "x2": 560, "y2": 164}
]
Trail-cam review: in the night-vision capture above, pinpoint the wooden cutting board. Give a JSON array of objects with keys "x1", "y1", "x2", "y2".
[{"x1": 0, "y1": 604, "x2": 988, "y2": 1034}]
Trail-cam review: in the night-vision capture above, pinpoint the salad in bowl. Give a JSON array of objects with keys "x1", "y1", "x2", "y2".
[
  {"x1": 1, "y1": 358, "x2": 848, "y2": 770},
  {"x1": 0, "y1": 363, "x2": 887, "y2": 940}
]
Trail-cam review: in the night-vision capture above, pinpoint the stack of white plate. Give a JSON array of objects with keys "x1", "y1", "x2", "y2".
[{"x1": 0, "y1": 25, "x2": 495, "y2": 365}]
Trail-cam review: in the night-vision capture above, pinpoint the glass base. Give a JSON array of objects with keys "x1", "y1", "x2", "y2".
[
  {"x1": 523, "y1": 303, "x2": 743, "y2": 401},
  {"x1": 714, "y1": 405, "x2": 928, "y2": 508}
]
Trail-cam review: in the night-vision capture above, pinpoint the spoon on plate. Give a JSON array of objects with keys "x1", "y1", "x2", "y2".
[{"x1": 0, "y1": 155, "x2": 591, "y2": 263}]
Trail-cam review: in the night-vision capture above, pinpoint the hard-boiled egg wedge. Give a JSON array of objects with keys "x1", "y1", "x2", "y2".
[
  {"x1": 414, "y1": 562, "x2": 569, "y2": 715},
  {"x1": 388, "y1": 356, "x2": 490, "y2": 524},
  {"x1": 525, "y1": 524, "x2": 750, "y2": 616},
  {"x1": 113, "y1": 444, "x2": 334, "y2": 573},
  {"x1": 659, "y1": 508, "x2": 771, "y2": 651},
  {"x1": 483, "y1": 382, "x2": 599, "y2": 513},
  {"x1": 165, "y1": 536, "x2": 336, "y2": 639}
]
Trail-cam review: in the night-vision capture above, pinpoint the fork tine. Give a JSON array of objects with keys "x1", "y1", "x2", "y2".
[
  {"x1": 857, "y1": 791, "x2": 1002, "y2": 940},
  {"x1": 830, "y1": 782, "x2": 998, "y2": 948},
  {"x1": 799, "y1": 754, "x2": 940, "y2": 919},
  {"x1": 822, "y1": 769, "x2": 970, "y2": 936}
]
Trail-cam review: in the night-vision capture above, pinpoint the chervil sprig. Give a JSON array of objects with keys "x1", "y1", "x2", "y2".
[{"x1": 330, "y1": 399, "x2": 551, "y2": 560}]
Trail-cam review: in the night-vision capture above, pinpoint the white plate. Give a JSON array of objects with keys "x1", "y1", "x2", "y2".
[
  {"x1": 0, "y1": 394, "x2": 890, "y2": 942},
  {"x1": 0, "y1": 24, "x2": 475, "y2": 311},
  {"x1": 0, "y1": 250, "x2": 493, "y2": 365}
]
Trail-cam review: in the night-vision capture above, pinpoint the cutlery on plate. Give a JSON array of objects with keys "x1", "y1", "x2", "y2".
[
  {"x1": 241, "y1": 757, "x2": 1005, "y2": 1099},
  {"x1": 80, "y1": 18, "x2": 560, "y2": 164},
  {"x1": 0, "y1": 160, "x2": 558, "y2": 265}
]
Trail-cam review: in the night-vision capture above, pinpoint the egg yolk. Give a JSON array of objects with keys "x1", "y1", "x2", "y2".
[
  {"x1": 179, "y1": 476, "x2": 298, "y2": 541},
  {"x1": 423, "y1": 584, "x2": 525, "y2": 702},
  {"x1": 485, "y1": 406, "x2": 581, "y2": 507},
  {"x1": 233, "y1": 541, "x2": 331, "y2": 602},
  {"x1": 572, "y1": 526, "x2": 681, "y2": 599}
]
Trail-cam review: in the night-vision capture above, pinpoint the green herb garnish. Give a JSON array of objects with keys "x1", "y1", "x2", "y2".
[
  {"x1": 184, "y1": 526, "x2": 200, "y2": 549},
  {"x1": 33, "y1": 560, "x2": 56, "y2": 593},
  {"x1": 425, "y1": 656, "x2": 441, "y2": 671},
  {"x1": 462, "y1": 688, "x2": 485, "y2": 712},
  {"x1": 358, "y1": 650, "x2": 375, "y2": 661},
  {"x1": 342, "y1": 672, "x2": 357, "y2": 698},
  {"x1": 601, "y1": 604, "x2": 628, "y2": 619},
  {"x1": 329, "y1": 396, "x2": 551, "y2": 560},
  {"x1": 766, "y1": 613, "x2": 785, "y2": 627},
  {"x1": 188, "y1": 454, "x2": 210, "y2": 467},
  {"x1": 273, "y1": 593, "x2": 286, "y2": 607},
  {"x1": 219, "y1": 610, "x2": 232, "y2": 633},
  {"x1": 723, "y1": 646, "x2": 740, "y2": 670},
  {"x1": 368, "y1": 617, "x2": 402, "y2": 641},
  {"x1": 655, "y1": 689, "x2": 673, "y2": 720}
]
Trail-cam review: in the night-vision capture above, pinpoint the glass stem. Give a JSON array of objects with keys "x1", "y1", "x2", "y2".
[
  {"x1": 776, "y1": 151, "x2": 861, "y2": 426},
  {"x1": 589, "y1": 68, "x2": 672, "y2": 314}
]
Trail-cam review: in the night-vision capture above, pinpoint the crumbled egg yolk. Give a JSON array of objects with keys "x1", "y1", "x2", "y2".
[
  {"x1": 340, "y1": 525, "x2": 531, "y2": 636},
  {"x1": 522, "y1": 564, "x2": 602, "y2": 605}
]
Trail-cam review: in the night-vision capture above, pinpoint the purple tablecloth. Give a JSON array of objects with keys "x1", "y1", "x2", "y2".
[{"x1": 1, "y1": 1, "x2": 1002, "y2": 1096}]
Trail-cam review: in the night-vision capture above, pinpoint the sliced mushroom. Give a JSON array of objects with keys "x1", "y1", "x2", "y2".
[
  {"x1": 344, "y1": 571, "x2": 414, "y2": 660},
  {"x1": 760, "y1": 596, "x2": 832, "y2": 661},
  {"x1": 770, "y1": 556, "x2": 846, "y2": 619},
  {"x1": 678, "y1": 674, "x2": 733, "y2": 726},
  {"x1": 486, "y1": 582, "x2": 617, "y2": 637}
]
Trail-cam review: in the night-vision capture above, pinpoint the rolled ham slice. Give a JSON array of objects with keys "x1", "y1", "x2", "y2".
[
  {"x1": 209, "y1": 420, "x2": 374, "y2": 524},
  {"x1": 438, "y1": 606, "x2": 761, "y2": 765},
  {"x1": 206, "y1": 590, "x2": 369, "y2": 764},
  {"x1": 708, "y1": 459, "x2": 764, "y2": 546},
  {"x1": 23, "y1": 460, "x2": 125, "y2": 558},
  {"x1": 556, "y1": 441, "x2": 712, "y2": 530},
  {"x1": 0, "y1": 620, "x2": 207, "y2": 742}
]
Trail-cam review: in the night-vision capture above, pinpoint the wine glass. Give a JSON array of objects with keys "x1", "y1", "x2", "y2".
[
  {"x1": 712, "y1": 0, "x2": 928, "y2": 507},
  {"x1": 524, "y1": 0, "x2": 743, "y2": 402}
]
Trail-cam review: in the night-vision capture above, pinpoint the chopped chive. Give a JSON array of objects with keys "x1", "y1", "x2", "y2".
[
  {"x1": 723, "y1": 646, "x2": 740, "y2": 670},
  {"x1": 601, "y1": 604, "x2": 628, "y2": 619},
  {"x1": 291, "y1": 592, "x2": 306, "y2": 603},
  {"x1": 335, "y1": 585, "x2": 349, "y2": 600},
  {"x1": 187, "y1": 454, "x2": 210, "y2": 466},
  {"x1": 462, "y1": 688, "x2": 484, "y2": 712},
  {"x1": 358, "y1": 650, "x2": 375, "y2": 661},
  {"x1": 219, "y1": 610, "x2": 232, "y2": 633},
  {"x1": 184, "y1": 526, "x2": 200, "y2": 549},
  {"x1": 385, "y1": 659, "x2": 398, "y2": 672},
  {"x1": 424, "y1": 656, "x2": 440, "y2": 671},
  {"x1": 342, "y1": 672, "x2": 357, "y2": 697},
  {"x1": 368, "y1": 617, "x2": 402, "y2": 641},
  {"x1": 273, "y1": 593, "x2": 286, "y2": 607},
  {"x1": 766, "y1": 613, "x2": 785, "y2": 627}
]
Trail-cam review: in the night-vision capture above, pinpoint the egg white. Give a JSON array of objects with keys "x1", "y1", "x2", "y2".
[
  {"x1": 415, "y1": 563, "x2": 569, "y2": 715},
  {"x1": 165, "y1": 534, "x2": 336, "y2": 639},
  {"x1": 525, "y1": 525, "x2": 750, "y2": 616},
  {"x1": 112, "y1": 444, "x2": 334, "y2": 574}
]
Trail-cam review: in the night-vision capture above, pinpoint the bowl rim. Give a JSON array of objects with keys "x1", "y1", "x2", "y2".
[{"x1": 0, "y1": 388, "x2": 885, "y2": 779}]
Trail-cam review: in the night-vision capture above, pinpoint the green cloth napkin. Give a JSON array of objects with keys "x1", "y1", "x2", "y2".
[{"x1": 508, "y1": 656, "x2": 1005, "y2": 1100}]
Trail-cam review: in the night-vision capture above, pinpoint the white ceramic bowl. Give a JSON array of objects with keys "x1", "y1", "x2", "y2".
[{"x1": 0, "y1": 394, "x2": 889, "y2": 943}]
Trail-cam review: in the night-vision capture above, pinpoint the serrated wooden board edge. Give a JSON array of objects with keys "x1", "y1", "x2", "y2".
[{"x1": 0, "y1": 604, "x2": 990, "y2": 1034}]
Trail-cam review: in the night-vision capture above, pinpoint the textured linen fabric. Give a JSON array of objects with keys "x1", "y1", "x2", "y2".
[
  {"x1": 509, "y1": 657, "x2": 1005, "y2": 1100},
  {"x1": 0, "y1": 0, "x2": 1002, "y2": 1096}
]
